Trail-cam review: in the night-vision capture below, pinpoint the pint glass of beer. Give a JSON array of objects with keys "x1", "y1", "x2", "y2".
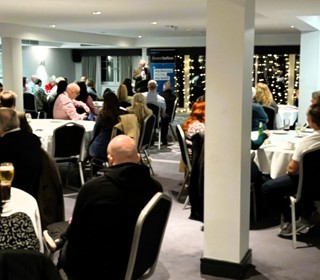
[{"x1": 0, "y1": 162, "x2": 14, "y2": 201}]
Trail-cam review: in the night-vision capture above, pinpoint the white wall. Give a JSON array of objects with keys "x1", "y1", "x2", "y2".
[{"x1": 22, "y1": 47, "x2": 75, "y2": 85}]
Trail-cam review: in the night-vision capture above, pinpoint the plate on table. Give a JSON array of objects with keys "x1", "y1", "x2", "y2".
[
  {"x1": 303, "y1": 128, "x2": 314, "y2": 133},
  {"x1": 272, "y1": 130, "x2": 288, "y2": 135},
  {"x1": 50, "y1": 120, "x2": 63, "y2": 123}
]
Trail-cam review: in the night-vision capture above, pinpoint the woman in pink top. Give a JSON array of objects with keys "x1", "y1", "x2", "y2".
[{"x1": 53, "y1": 83, "x2": 89, "y2": 120}]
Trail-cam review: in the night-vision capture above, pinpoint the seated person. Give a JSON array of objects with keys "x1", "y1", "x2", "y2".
[
  {"x1": 126, "y1": 92, "x2": 152, "y2": 125},
  {"x1": 251, "y1": 86, "x2": 268, "y2": 131},
  {"x1": 182, "y1": 101, "x2": 205, "y2": 159},
  {"x1": 0, "y1": 90, "x2": 32, "y2": 132},
  {"x1": 48, "y1": 135, "x2": 163, "y2": 280},
  {"x1": 262, "y1": 103, "x2": 320, "y2": 237},
  {"x1": 34, "y1": 78, "x2": 48, "y2": 114},
  {"x1": 0, "y1": 108, "x2": 42, "y2": 198},
  {"x1": 75, "y1": 81, "x2": 97, "y2": 120},
  {"x1": 53, "y1": 82, "x2": 89, "y2": 120},
  {"x1": 251, "y1": 130, "x2": 269, "y2": 185},
  {"x1": 0, "y1": 191, "x2": 40, "y2": 251},
  {"x1": 88, "y1": 91, "x2": 124, "y2": 161},
  {"x1": 160, "y1": 81, "x2": 177, "y2": 144},
  {"x1": 116, "y1": 84, "x2": 132, "y2": 108}
]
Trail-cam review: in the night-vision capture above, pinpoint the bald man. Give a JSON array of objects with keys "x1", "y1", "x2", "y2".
[
  {"x1": 53, "y1": 82, "x2": 89, "y2": 120},
  {"x1": 57, "y1": 135, "x2": 162, "y2": 279}
]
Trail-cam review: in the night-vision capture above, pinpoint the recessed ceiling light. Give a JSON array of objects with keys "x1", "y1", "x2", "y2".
[
  {"x1": 291, "y1": 25, "x2": 295, "y2": 28},
  {"x1": 138, "y1": 35, "x2": 142, "y2": 38},
  {"x1": 151, "y1": 21, "x2": 158, "y2": 25},
  {"x1": 92, "y1": 11, "x2": 102, "y2": 15},
  {"x1": 49, "y1": 24, "x2": 56, "y2": 28}
]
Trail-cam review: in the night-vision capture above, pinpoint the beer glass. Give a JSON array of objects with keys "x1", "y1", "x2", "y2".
[{"x1": 0, "y1": 162, "x2": 14, "y2": 201}]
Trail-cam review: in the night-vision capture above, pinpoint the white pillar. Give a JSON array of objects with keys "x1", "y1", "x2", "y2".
[
  {"x1": 299, "y1": 31, "x2": 320, "y2": 124},
  {"x1": 1, "y1": 37, "x2": 23, "y2": 111},
  {"x1": 201, "y1": 0, "x2": 255, "y2": 278}
]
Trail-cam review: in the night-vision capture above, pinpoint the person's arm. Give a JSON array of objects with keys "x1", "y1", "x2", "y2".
[
  {"x1": 62, "y1": 98, "x2": 87, "y2": 120},
  {"x1": 86, "y1": 95, "x2": 97, "y2": 115},
  {"x1": 73, "y1": 99, "x2": 90, "y2": 113},
  {"x1": 251, "y1": 132, "x2": 268, "y2": 150},
  {"x1": 287, "y1": 159, "x2": 299, "y2": 175}
]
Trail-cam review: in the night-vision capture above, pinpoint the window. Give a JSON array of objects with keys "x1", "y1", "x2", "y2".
[{"x1": 101, "y1": 56, "x2": 119, "y2": 82}]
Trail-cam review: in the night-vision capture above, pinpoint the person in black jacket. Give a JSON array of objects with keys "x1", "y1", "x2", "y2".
[
  {"x1": 0, "y1": 108, "x2": 42, "y2": 198},
  {"x1": 159, "y1": 81, "x2": 176, "y2": 145},
  {"x1": 57, "y1": 135, "x2": 163, "y2": 280}
]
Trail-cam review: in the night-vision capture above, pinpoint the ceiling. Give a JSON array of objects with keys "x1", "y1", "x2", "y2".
[{"x1": 0, "y1": 0, "x2": 320, "y2": 48}]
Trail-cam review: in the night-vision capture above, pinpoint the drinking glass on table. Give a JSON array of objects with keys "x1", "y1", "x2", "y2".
[
  {"x1": 295, "y1": 122, "x2": 302, "y2": 136},
  {"x1": 283, "y1": 118, "x2": 290, "y2": 131},
  {"x1": 25, "y1": 113, "x2": 32, "y2": 123},
  {"x1": 0, "y1": 162, "x2": 15, "y2": 202}
]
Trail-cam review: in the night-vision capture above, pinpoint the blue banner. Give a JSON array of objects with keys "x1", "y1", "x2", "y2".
[{"x1": 150, "y1": 63, "x2": 175, "y2": 92}]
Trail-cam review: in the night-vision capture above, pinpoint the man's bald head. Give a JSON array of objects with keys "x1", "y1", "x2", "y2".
[
  {"x1": 66, "y1": 83, "x2": 80, "y2": 100},
  {"x1": 107, "y1": 135, "x2": 140, "y2": 166}
]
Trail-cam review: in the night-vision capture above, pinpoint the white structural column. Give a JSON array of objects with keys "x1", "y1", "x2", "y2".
[
  {"x1": 299, "y1": 31, "x2": 320, "y2": 124},
  {"x1": 1, "y1": 37, "x2": 23, "y2": 111},
  {"x1": 201, "y1": 0, "x2": 255, "y2": 278}
]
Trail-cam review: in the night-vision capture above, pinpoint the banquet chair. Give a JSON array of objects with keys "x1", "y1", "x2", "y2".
[
  {"x1": 176, "y1": 124, "x2": 192, "y2": 208},
  {"x1": 168, "y1": 98, "x2": 178, "y2": 141},
  {"x1": 262, "y1": 105, "x2": 276, "y2": 130},
  {"x1": 285, "y1": 146, "x2": 320, "y2": 248},
  {"x1": 52, "y1": 122, "x2": 86, "y2": 190},
  {"x1": 23, "y1": 92, "x2": 46, "y2": 119},
  {"x1": 138, "y1": 114, "x2": 156, "y2": 175},
  {"x1": 0, "y1": 249, "x2": 62, "y2": 280},
  {"x1": 147, "y1": 103, "x2": 161, "y2": 149},
  {"x1": 124, "y1": 192, "x2": 172, "y2": 280}
]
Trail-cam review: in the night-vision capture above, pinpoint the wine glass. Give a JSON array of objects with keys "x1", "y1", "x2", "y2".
[{"x1": 0, "y1": 162, "x2": 15, "y2": 202}]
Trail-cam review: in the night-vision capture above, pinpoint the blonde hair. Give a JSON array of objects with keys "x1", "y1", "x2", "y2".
[
  {"x1": 127, "y1": 93, "x2": 152, "y2": 124},
  {"x1": 254, "y1": 83, "x2": 273, "y2": 106},
  {"x1": 117, "y1": 84, "x2": 128, "y2": 102}
]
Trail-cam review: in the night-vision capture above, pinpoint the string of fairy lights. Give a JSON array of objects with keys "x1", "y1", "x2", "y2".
[
  {"x1": 174, "y1": 53, "x2": 299, "y2": 109},
  {"x1": 174, "y1": 55, "x2": 206, "y2": 111}
]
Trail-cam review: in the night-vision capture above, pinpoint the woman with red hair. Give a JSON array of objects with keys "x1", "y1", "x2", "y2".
[{"x1": 182, "y1": 101, "x2": 205, "y2": 157}]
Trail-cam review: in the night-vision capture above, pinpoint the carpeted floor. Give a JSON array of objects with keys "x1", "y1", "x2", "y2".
[{"x1": 58, "y1": 113, "x2": 320, "y2": 280}]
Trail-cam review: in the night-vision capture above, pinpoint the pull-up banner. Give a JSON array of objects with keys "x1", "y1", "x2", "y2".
[{"x1": 149, "y1": 49, "x2": 176, "y2": 92}]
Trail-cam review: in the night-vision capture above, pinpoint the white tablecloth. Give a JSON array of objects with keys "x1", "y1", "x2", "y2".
[
  {"x1": 276, "y1": 105, "x2": 299, "y2": 128},
  {"x1": 30, "y1": 119, "x2": 95, "y2": 161},
  {"x1": 252, "y1": 129, "x2": 313, "y2": 179},
  {"x1": 1, "y1": 187, "x2": 44, "y2": 252}
]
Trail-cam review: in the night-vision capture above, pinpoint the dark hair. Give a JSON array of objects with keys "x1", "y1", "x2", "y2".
[
  {"x1": 52, "y1": 80, "x2": 68, "y2": 107},
  {"x1": 122, "y1": 78, "x2": 134, "y2": 96},
  {"x1": 100, "y1": 92, "x2": 121, "y2": 130},
  {"x1": 57, "y1": 80, "x2": 68, "y2": 95},
  {"x1": 308, "y1": 103, "x2": 320, "y2": 128},
  {"x1": 103, "y1": 88, "x2": 114, "y2": 97},
  {"x1": 76, "y1": 81, "x2": 89, "y2": 103},
  {"x1": 34, "y1": 79, "x2": 42, "y2": 85}
]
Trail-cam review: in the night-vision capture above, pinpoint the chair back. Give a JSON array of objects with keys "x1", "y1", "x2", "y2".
[
  {"x1": 296, "y1": 146, "x2": 320, "y2": 202},
  {"x1": 262, "y1": 105, "x2": 276, "y2": 130},
  {"x1": 147, "y1": 103, "x2": 160, "y2": 128},
  {"x1": 176, "y1": 124, "x2": 192, "y2": 171},
  {"x1": 52, "y1": 122, "x2": 85, "y2": 158},
  {"x1": 0, "y1": 249, "x2": 62, "y2": 280},
  {"x1": 125, "y1": 192, "x2": 172, "y2": 280},
  {"x1": 138, "y1": 114, "x2": 156, "y2": 151},
  {"x1": 23, "y1": 92, "x2": 37, "y2": 112},
  {"x1": 169, "y1": 98, "x2": 178, "y2": 124}
]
